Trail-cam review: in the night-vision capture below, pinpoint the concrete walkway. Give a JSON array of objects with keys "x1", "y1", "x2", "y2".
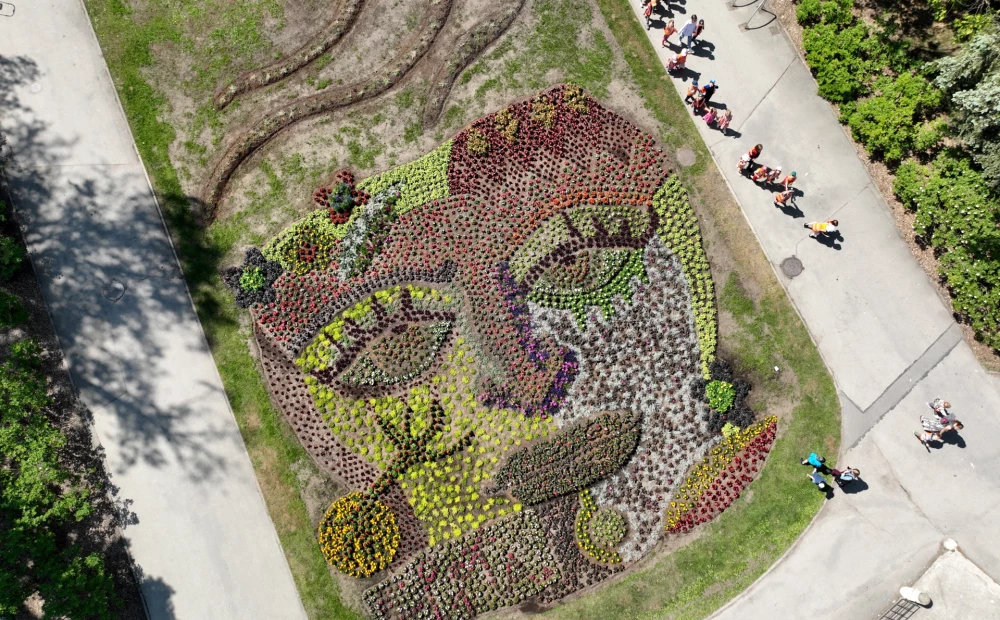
[
  {"x1": 0, "y1": 1, "x2": 306, "y2": 618},
  {"x1": 631, "y1": 2, "x2": 1000, "y2": 618}
]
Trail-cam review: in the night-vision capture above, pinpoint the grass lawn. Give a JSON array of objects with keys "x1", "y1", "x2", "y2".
[{"x1": 83, "y1": 0, "x2": 840, "y2": 616}]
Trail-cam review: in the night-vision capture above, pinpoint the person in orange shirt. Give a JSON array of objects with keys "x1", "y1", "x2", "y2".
[
  {"x1": 766, "y1": 166, "x2": 783, "y2": 184},
  {"x1": 751, "y1": 165, "x2": 771, "y2": 184},
  {"x1": 662, "y1": 19, "x2": 677, "y2": 47},
  {"x1": 685, "y1": 80, "x2": 700, "y2": 103},
  {"x1": 804, "y1": 219, "x2": 838, "y2": 238},
  {"x1": 774, "y1": 189, "x2": 794, "y2": 206},
  {"x1": 782, "y1": 171, "x2": 797, "y2": 189}
]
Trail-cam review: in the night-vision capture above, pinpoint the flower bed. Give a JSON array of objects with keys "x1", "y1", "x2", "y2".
[
  {"x1": 231, "y1": 85, "x2": 772, "y2": 614},
  {"x1": 666, "y1": 417, "x2": 778, "y2": 534}
]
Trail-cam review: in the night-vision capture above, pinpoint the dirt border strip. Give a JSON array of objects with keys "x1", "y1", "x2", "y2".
[
  {"x1": 213, "y1": 0, "x2": 367, "y2": 110},
  {"x1": 204, "y1": 0, "x2": 456, "y2": 213}
]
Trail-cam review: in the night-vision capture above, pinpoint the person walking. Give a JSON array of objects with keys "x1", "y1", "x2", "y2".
[
  {"x1": 782, "y1": 171, "x2": 797, "y2": 189},
  {"x1": 644, "y1": 0, "x2": 653, "y2": 29},
  {"x1": 666, "y1": 47, "x2": 688, "y2": 72},
  {"x1": 662, "y1": 19, "x2": 677, "y2": 47},
  {"x1": 928, "y1": 399, "x2": 954, "y2": 424},
  {"x1": 718, "y1": 109, "x2": 733, "y2": 134},
  {"x1": 738, "y1": 153, "x2": 752, "y2": 175},
  {"x1": 801, "y1": 452, "x2": 830, "y2": 473},
  {"x1": 914, "y1": 420, "x2": 964, "y2": 451},
  {"x1": 679, "y1": 15, "x2": 698, "y2": 48},
  {"x1": 767, "y1": 165, "x2": 783, "y2": 184},
  {"x1": 830, "y1": 467, "x2": 861, "y2": 488},
  {"x1": 804, "y1": 219, "x2": 838, "y2": 238},
  {"x1": 692, "y1": 19, "x2": 706, "y2": 45},
  {"x1": 752, "y1": 164, "x2": 771, "y2": 184},
  {"x1": 748, "y1": 143, "x2": 763, "y2": 161},
  {"x1": 808, "y1": 470, "x2": 830, "y2": 492},
  {"x1": 774, "y1": 189, "x2": 794, "y2": 207},
  {"x1": 692, "y1": 89, "x2": 707, "y2": 114},
  {"x1": 702, "y1": 79, "x2": 718, "y2": 104},
  {"x1": 702, "y1": 108, "x2": 717, "y2": 126},
  {"x1": 685, "y1": 80, "x2": 700, "y2": 103}
]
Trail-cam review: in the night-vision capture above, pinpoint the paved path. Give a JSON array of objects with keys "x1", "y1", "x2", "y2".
[
  {"x1": 0, "y1": 1, "x2": 306, "y2": 618},
  {"x1": 631, "y1": 2, "x2": 1000, "y2": 618}
]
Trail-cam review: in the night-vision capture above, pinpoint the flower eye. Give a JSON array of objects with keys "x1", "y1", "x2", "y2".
[
  {"x1": 295, "y1": 285, "x2": 459, "y2": 392},
  {"x1": 340, "y1": 321, "x2": 452, "y2": 388},
  {"x1": 528, "y1": 247, "x2": 646, "y2": 326}
]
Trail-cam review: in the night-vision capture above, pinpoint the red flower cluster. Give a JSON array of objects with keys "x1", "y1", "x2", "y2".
[{"x1": 667, "y1": 420, "x2": 777, "y2": 534}]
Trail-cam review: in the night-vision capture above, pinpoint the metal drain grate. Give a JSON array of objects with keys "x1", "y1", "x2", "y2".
[
  {"x1": 879, "y1": 598, "x2": 921, "y2": 620},
  {"x1": 780, "y1": 256, "x2": 803, "y2": 278}
]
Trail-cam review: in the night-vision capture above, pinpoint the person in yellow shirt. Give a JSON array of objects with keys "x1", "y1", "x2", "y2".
[{"x1": 804, "y1": 219, "x2": 838, "y2": 238}]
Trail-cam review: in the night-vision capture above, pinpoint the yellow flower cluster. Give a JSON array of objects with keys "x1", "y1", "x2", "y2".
[
  {"x1": 318, "y1": 492, "x2": 400, "y2": 578},
  {"x1": 574, "y1": 490, "x2": 622, "y2": 564},
  {"x1": 495, "y1": 108, "x2": 520, "y2": 143},
  {"x1": 664, "y1": 416, "x2": 777, "y2": 531}
]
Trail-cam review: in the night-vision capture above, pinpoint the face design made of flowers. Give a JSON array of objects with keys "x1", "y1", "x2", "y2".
[{"x1": 227, "y1": 85, "x2": 764, "y2": 618}]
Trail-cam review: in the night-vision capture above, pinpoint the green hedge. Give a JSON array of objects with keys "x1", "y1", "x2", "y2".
[{"x1": 797, "y1": 0, "x2": 1000, "y2": 351}]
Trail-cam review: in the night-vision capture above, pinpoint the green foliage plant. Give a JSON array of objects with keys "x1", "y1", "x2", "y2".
[
  {"x1": 706, "y1": 379, "x2": 736, "y2": 413},
  {"x1": 0, "y1": 339, "x2": 115, "y2": 618},
  {"x1": 239, "y1": 265, "x2": 266, "y2": 291},
  {"x1": 802, "y1": 22, "x2": 878, "y2": 103},
  {"x1": 840, "y1": 72, "x2": 944, "y2": 165},
  {"x1": 893, "y1": 151, "x2": 1000, "y2": 348},
  {"x1": 0, "y1": 289, "x2": 28, "y2": 329}
]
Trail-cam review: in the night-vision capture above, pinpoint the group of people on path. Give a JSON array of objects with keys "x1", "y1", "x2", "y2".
[
  {"x1": 736, "y1": 143, "x2": 838, "y2": 239},
  {"x1": 802, "y1": 398, "x2": 966, "y2": 494},
  {"x1": 684, "y1": 79, "x2": 732, "y2": 133},
  {"x1": 915, "y1": 399, "x2": 964, "y2": 451},
  {"x1": 802, "y1": 452, "x2": 860, "y2": 493}
]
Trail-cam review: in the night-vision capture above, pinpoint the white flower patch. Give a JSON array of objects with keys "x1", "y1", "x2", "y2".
[{"x1": 530, "y1": 237, "x2": 717, "y2": 562}]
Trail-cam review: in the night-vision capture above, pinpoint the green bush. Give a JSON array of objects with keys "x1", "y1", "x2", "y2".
[
  {"x1": 0, "y1": 290, "x2": 28, "y2": 329},
  {"x1": 706, "y1": 380, "x2": 736, "y2": 413},
  {"x1": 0, "y1": 235, "x2": 25, "y2": 281},
  {"x1": 893, "y1": 152, "x2": 1000, "y2": 348},
  {"x1": 1, "y1": 339, "x2": 116, "y2": 618},
  {"x1": 796, "y1": 0, "x2": 854, "y2": 27},
  {"x1": 803, "y1": 22, "x2": 878, "y2": 103},
  {"x1": 796, "y1": 0, "x2": 822, "y2": 25},
  {"x1": 840, "y1": 72, "x2": 944, "y2": 165}
]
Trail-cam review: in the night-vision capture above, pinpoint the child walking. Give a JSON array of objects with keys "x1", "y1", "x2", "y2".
[
  {"x1": 717, "y1": 109, "x2": 733, "y2": 134},
  {"x1": 804, "y1": 219, "x2": 838, "y2": 238},
  {"x1": 662, "y1": 19, "x2": 676, "y2": 47}
]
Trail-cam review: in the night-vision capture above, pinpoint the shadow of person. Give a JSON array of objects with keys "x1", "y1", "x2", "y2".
[
  {"x1": 776, "y1": 200, "x2": 804, "y2": 219},
  {"x1": 941, "y1": 432, "x2": 966, "y2": 449},
  {"x1": 839, "y1": 478, "x2": 869, "y2": 495},
  {"x1": 691, "y1": 41, "x2": 715, "y2": 59},
  {"x1": 648, "y1": 17, "x2": 666, "y2": 29},
  {"x1": 814, "y1": 231, "x2": 843, "y2": 251},
  {"x1": 707, "y1": 101, "x2": 728, "y2": 110},
  {"x1": 791, "y1": 187, "x2": 805, "y2": 198},
  {"x1": 724, "y1": 129, "x2": 742, "y2": 139},
  {"x1": 671, "y1": 67, "x2": 701, "y2": 82}
]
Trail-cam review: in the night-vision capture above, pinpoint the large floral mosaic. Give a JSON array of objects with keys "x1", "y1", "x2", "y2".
[{"x1": 226, "y1": 85, "x2": 777, "y2": 618}]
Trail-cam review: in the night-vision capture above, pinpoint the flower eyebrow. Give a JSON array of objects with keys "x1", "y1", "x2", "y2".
[
  {"x1": 516, "y1": 205, "x2": 658, "y2": 290},
  {"x1": 290, "y1": 261, "x2": 457, "y2": 357}
]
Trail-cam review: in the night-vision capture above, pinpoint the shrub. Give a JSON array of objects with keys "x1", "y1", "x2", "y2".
[
  {"x1": 893, "y1": 151, "x2": 1000, "y2": 348},
  {"x1": 0, "y1": 235, "x2": 25, "y2": 281},
  {"x1": 840, "y1": 72, "x2": 944, "y2": 165},
  {"x1": 796, "y1": 0, "x2": 823, "y2": 26},
  {"x1": 802, "y1": 22, "x2": 877, "y2": 103},
  {"x1": 0, "y1": 290, "x2": 28, "y2": 329},
  {"x1": 706, "y1": 380, "x2": 736, "y2": 413}
]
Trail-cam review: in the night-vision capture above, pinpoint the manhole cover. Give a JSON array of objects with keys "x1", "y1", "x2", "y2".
[
  {"x1": 103, "y1": 279, "x2": 126, "y2": 302},
  {"x1": 780, "y1": 256, "x2": 803, "y2": 278},
  {"x1": 676, "y1": 147, "x2": 696, "y2": 167}
]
